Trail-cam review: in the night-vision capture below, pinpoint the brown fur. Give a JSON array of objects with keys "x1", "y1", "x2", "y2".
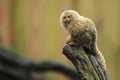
[{"x1": 60, "y1": 10, "x2": 106, "y2": 70}]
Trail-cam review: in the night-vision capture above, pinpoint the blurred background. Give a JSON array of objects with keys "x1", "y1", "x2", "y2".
[{"x1": 0, "y1": 0, "x2": 120, "y2": 80}]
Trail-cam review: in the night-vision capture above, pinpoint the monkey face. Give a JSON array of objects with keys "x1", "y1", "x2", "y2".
[
  {"x1": 62, "y1": 15, "x2": 71, "y2": 24},
  {"x1": 61, "y1": 14, "x2": 73, "y2": 29},
  {"x1": 60, "y1": 10, "x2": 80, "y2": 29}
]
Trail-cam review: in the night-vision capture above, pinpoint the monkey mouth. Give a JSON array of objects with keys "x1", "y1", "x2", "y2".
[{"x1": 64, "y1": 20, "x2": 70, "y2": 24}]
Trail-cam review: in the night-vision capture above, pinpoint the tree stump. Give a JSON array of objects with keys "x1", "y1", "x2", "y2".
[{"x1": 62, "y1": 44, "x2": 109, "y2": 80}]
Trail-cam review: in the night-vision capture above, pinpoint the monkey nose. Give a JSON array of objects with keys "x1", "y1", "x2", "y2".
[{"x1": 65, "y1": 18, "x2": 70, "y2": 23}]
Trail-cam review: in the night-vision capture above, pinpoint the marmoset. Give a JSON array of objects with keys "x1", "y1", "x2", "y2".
[{"x1": 60, "y1": 10, "x2": 106, "y2": 70}]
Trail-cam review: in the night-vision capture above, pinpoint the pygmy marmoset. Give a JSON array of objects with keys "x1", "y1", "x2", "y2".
[{"x1": 60, "y1": 10, "x2": 106, "y2": 70}]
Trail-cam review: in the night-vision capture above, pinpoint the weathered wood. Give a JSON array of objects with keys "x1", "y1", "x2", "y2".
[{"x1": 62, "y1": 44, "x2": 109, "y2": 80}]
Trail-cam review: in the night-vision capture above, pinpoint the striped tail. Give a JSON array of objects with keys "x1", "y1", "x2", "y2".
[
  {"x1": 91, "y1": 45, "x2": 106, "y2": 70},
  {"x1": 83, "y1": 45, "x2": 106, "y2": 70}
]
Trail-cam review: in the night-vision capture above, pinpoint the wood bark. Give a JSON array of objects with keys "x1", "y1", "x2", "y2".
[{"x1": 62, "y1": 44, "x2": 109, "y2": 80}]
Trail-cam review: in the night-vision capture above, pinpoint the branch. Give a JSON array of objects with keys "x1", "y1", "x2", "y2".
[
  {"x1": 62, "y1": 44, "x2": 109, "y2": 80},
  {"x1": 0, "y1": 66, "x2": 28, "y2": 80},
  {"x1": 28, "y1": 61, "x2": 80, "y2": 80},
  {"x1": 0, "y1": 46, "x2": 79, "y2": 80}
]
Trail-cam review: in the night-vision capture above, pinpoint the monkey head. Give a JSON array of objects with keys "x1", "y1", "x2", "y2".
[{"x1": 60, "y1": 10, "x2": 81, "y2": 28}]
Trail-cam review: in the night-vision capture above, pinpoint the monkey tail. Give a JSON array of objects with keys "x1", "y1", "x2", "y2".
[
  {"x1": 92, "y1": 45, "x2": 106, "y2": 70},
  {"x1": 83, "y1": 45, "x2": 106, "y2": 70}
]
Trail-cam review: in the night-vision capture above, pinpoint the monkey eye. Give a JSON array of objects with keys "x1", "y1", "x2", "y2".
[
  {"x1": 63, "y1": 16, "x2": 66, "y2": 19},
  {"x1": 67, "y1": 16, "x2": 70, "y2": 18}
]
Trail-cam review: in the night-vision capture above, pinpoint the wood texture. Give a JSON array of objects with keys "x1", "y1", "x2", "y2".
[{"x1": 62, "y1": 44, "x2": 109, "y2": 80}]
